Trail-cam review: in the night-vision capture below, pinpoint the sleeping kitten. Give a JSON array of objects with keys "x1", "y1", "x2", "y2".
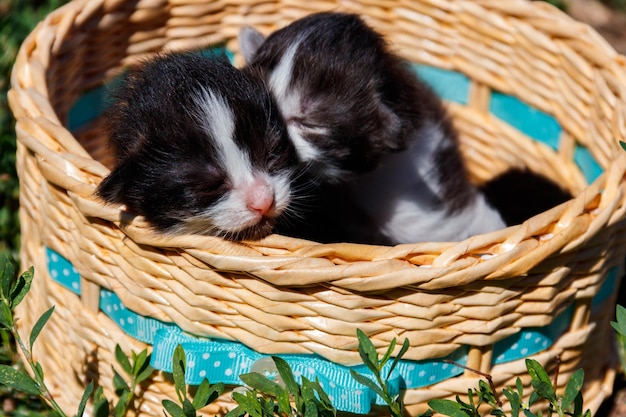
[
  {"x1": 96, "y1": 52, "x2": 298, "y2": 240},
  {"x1": 240, "y1": 12, "x2": 506, "y2": 244}
]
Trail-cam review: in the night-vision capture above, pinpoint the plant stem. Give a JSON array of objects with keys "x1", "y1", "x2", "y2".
[
  {"x1": 11, "y1": 322, "x2": 67, "y2": 417},
  {"x1": 444, "y1": 360, "x2": 502, "y2": 407}
]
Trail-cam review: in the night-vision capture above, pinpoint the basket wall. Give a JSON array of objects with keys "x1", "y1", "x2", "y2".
[{"x1": 8, "y1": 0, "x2": 626, "y2": 415}]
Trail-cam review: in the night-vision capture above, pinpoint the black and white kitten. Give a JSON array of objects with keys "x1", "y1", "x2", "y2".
[
  {"x1": 240, "y1": 12, "x2": 506, "y2": 244},
  {"x1": 96, "y1": 52, "x2": 298, "y2": 240}
]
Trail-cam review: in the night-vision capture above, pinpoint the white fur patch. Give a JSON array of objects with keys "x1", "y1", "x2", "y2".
[
  {"x1": 194, "y1": 88, "x2": 254, "y2": 185},
  {"x1": 190, "y1": 88, "x2": 292, "y2": 234},
  {"x1": 349, "y1": 123, "x2": 505, "y2": 243},
  {"x1": 202, "y1": 171, "x2": 291, "y2": 234},
  {"x1": 268, "y1": 41, "x2": 322, "y2": 162}
]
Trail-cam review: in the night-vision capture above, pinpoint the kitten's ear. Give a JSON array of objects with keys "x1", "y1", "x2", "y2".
[
  {"x1": 96, "y1": 161, "x2": 133, "y2": 204},
  {"x1": 238, "y1": 26, "x2": 266, "y2": 63}
]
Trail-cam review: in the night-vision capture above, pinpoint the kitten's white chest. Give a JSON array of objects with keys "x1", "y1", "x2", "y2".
[{"x1": 349, "y1": 124, "x2": 505, "y2": 243}]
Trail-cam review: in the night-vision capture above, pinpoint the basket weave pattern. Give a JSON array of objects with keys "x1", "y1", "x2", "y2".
[{"x1": 9, "y1": 0, "x2": 626, "y2": 415}]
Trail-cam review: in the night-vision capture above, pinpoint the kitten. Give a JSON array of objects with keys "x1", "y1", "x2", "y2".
[
  {"x1": 240, "y1": 12, "x2": 506, "y2": 244},
  {"x1": 96, "y1": 51, "x2": 298, "y2": 240}
]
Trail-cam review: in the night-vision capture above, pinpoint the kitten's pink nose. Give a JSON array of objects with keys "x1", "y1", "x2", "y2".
[{"x1": 246, "y1": 179, "x2": 274, "y2": 216}]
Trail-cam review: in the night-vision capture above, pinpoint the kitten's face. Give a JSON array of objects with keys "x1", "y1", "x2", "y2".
[
  {"x1": 265, "y1": 43, "x2": 401, "y2": 180},
  {"x1": 240, "y1": 13, "x2": 412, "y2": 183},
  {"x1": 97, "y1": 53, "x2": 297, "y2": 240}
]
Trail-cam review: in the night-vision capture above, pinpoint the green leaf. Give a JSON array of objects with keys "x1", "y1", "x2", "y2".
[
  {"x1": 114, "y1": 390, "x2": 133, "y2": 417},
  {"x1": 503, "y1": 388, "x2": 521, "y2": 417},
  {"x1": 531, "y1": 380, "x2": 556, "y2": 403},
  {"x1": 76, "y1": 380, "x2": 94, "y2": 417},
  {"x1": 349, "y1": 370, "x2": 384, "y2": 398},
  {"x1": 163, "y1": 399, "x2": 187, "y2": 417},
  {"x1": 29, "y1": 306, "x2": 54, "y2": 349},
  {"x1": 454, "y1": 393, "x2": 472, "y2": 410},
  {"x1": 182, "y1": 398, "x2": 196, "y2": 417},
  {"x1": 478, "y1": 379, "x2": 496, "y2": 405},
  {"x1": 523, "y1": 410, "x2": 538, "y2": 417},
  {"x1": 304, "y1": 399, "x2": 318, "y2": 417},
  {"x1": 516, "y1": 377, "x2": 524, "y2": 396},
  {"x1": 620, "y1": 141, "x2": 626, "y2": 152},
  {"x1": 239, "y1": 372, "x2": 288, "y2": 402},
  {"x1": 224, "y1": 405, "x2": 246, "y2": 417},
  {"x1": 131, "y1": 349, "x2": 149, "y2": 377},
  {"x1": 33, "y1": 361, "x2": 45, "y2": 382},
  {"x1": 0, "y1": 255, "x2": 15, "y2": 299},
  {"x1": 112, "y1": 370, "x2": 129, "y2": 394},
  {"x1": 10, "y1": 267, "x2": 33, "y2": 308},
  {"x1": 427, "y1": 399, "x2": 470, "y2": 417},
  {"x1": 0, "y1": 301, "x2": 13, "y2": 329},
  {"x1": 192, "y1": 379, "x2": 223, "y2": 409},
  {"x1": 310, "y1": 378, "x2": 334, "y2": 410},
  {"x1": 115, "y1": 345, "x2": 132, "y2": 375},
  {"x1": 573, "y1": 390, "x2": 583, "y2": 416},
  {"x1": 260, "y1": 396, "x2": 278, "y2": 417},
  {"x1": 272, "y1": 356, "x2": 300, "y2": 399},
  {"x1": 613, "y1": 305, "x2": 626, "y2": 335},
  {"x1": 192, "y1": 379, "x2": 212, "y2": 410},
  {"x1": 231, "y1": 391, "x2": 262, "y2": 417},
  {"x1": 389, "y1": 337, "x2": 410, "y2": 377},
  {"x1": 172, "y1": 345, "x2": 187, "y2": 403},
  {"x1": 0, "y1": 364, "x2": 41, "y2": 395},
  {"x1": 380, "y1": 338, "x2": 396, "y2": 369},
  {"x1": 562, "y1": 368, "x2": 584, "y2": 409},
  {"x1": 529, "y1": 391, "x2": 539, "y2": 406},
  {"x1": 135, "y1": 361, "x2": 155, "y2": 384},
  {"x1": 93, "y1": 386, "x2": 110, "y2": 417},
  {"x1": 526, "y1": 359, "x2": 551, "y2": 384},
  {"x1": 356, "y1": 329, "x2": 380, "y2": 375}
]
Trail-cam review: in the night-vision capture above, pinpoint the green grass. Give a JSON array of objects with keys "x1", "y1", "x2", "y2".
[
  {"x1": 0, "y1": 0, "x2": 68, "y2": 264},
  {"x1": 600, "y1": 0, "x2": 626, "y2": 11},
  {"x1": 0, "y1": 3, "x2": 68, "y2": 415}
]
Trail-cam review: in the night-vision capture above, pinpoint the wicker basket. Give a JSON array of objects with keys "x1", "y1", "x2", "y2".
[{"x1": 9, "y1": 0, "x2": 626, "y2": 415}]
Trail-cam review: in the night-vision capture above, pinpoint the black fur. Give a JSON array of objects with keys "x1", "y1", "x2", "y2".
[
  {"x1": 97, "y1": 52, "x2": 297, "y2": 240},
  {"x1": 481, "y1": 169, "x2": 572, "y2": 226}
]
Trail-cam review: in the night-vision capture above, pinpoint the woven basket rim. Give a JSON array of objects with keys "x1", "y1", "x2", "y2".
[{"x1": 8, "y1": 0, "x2": 626, "y2": 275}]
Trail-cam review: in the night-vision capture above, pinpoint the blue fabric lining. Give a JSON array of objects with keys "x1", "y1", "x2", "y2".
[
  {"x1": 66, "y1": 46, "x2": 231, "y2": 132},
  {"x1": 574, "y1": 144, "x2": 603, "y2": 184},
  {"x1": 489, "y1": 92, "x2": 562, "y2": 150},
  {"x1": 492, "y1": 306, "x2": 572, "y2": 365},
  {"x1": 412, "y1": 64, "x2": 470, "y2": 105}
]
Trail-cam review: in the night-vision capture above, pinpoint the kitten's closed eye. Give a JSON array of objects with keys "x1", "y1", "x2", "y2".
[{"x1": 97, "y1": 51, "x2": 298, "y2": 240}]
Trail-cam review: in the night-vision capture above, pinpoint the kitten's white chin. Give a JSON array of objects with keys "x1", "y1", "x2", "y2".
[{"x1": 190, "y1": 172, "x2": 291, "y2": 237}]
